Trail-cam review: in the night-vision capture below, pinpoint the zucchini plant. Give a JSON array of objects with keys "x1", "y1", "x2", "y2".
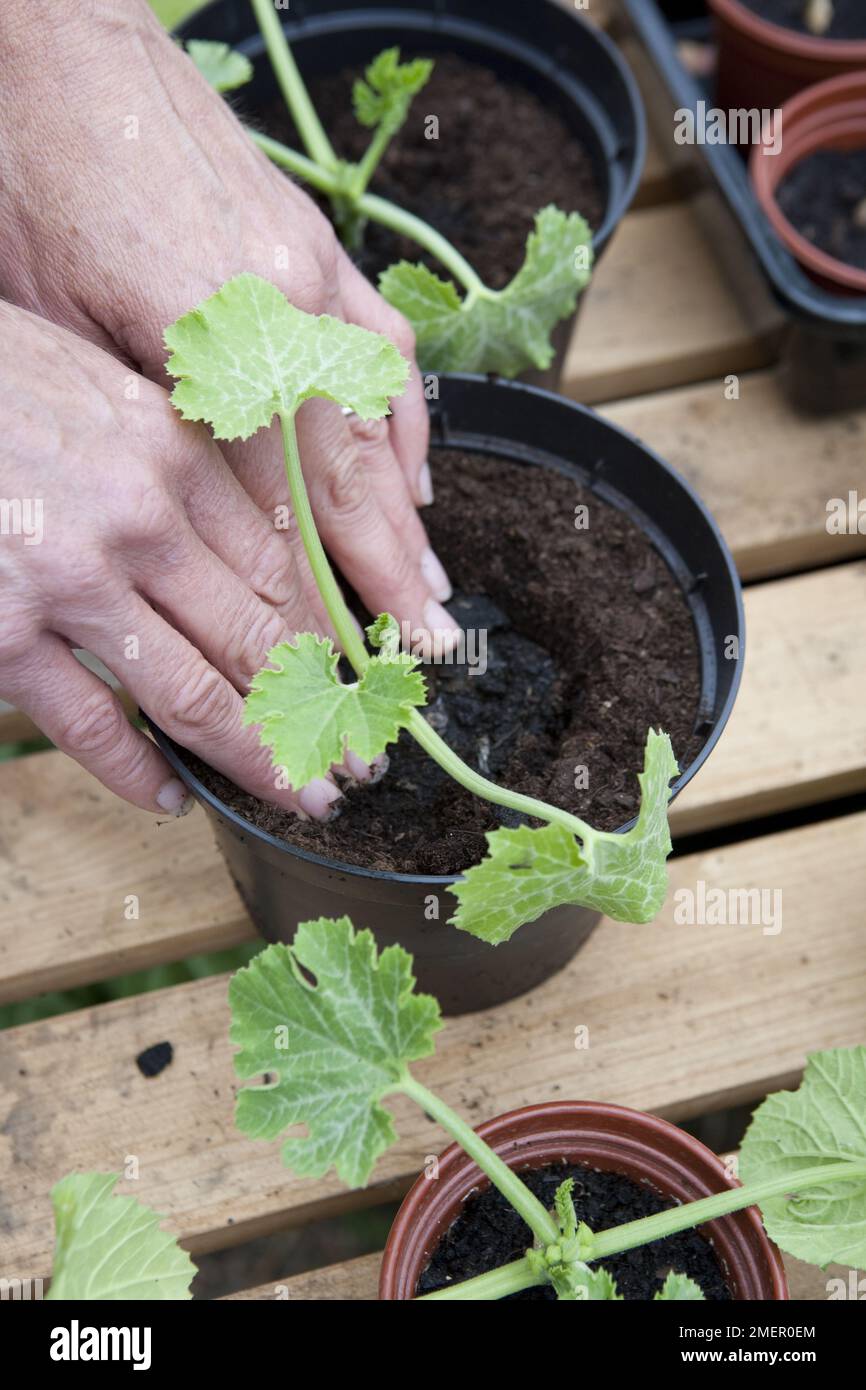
[
  {"x1": 165, "y1": 274, "x2": 679, "y2": 942},
  {"x1": 185, "y1": 4, "x2": 594, "y2": 377},
  {"x1": 229, "y1": 915, "x2": 866, "y2": 1301}
]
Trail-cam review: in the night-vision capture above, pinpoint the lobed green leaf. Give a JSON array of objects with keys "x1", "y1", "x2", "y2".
[
  {"x1": 46, "y1": 1172, "x2": 195, "y2": 1301},
  {"x1": 379, "y1": 205, "x2": 593, "y2": 376},
  {"x1": 230, "y1": 917, "x2": 442, "y2": 1188},
  {"x1": 450, "y1": 729, "x2": 679, "y2": 942},
  {"x1": 243, "y1": 632, "x2": 426, "y2": 788},
  {"x1": 353, "y1": 47, "x2": 433, "y2": 134},
  {"x1": 164, "y1": 273, "x2": 409, "y2": 439},
  {"x1": 740, "y1": 1046, "x2": 866, "y2": 1269},
  {"x1": 654, "y1": 1271, "x2": 706, "y2": 1301},
  {"x1": 186, "y1": 38, "x2": 253, "y2": 93}
]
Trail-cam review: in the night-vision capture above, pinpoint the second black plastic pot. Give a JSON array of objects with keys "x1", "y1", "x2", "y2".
[
  {"x1": 178, "y1": 0, "x2": 646, "y2": 388},
  {"x1": 148, "y1": 376, "x2": 744, "y2": 1016}
]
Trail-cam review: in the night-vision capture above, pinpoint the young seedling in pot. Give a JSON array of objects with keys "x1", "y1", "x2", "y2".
[
  {"x1": 184, "y1": 7, "x2": 594, "y2": 377},
  {"x1": 230, "y1": 915, "x2": 866, "y2": 1301},
  {"x1": 165, "y1": 274, "x2": 679, "y2": 943}
]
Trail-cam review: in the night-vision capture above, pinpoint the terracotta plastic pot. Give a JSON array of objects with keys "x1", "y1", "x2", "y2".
[
  {"x1": 750, "y1": 72, "x2": 866, "y2": 294},
  {"x1": 709, "y1": 0, "x2": 866, "y2": 112},
  {"x1": 379, "y1": 1100, "x2": 789, "y2": 1300}
]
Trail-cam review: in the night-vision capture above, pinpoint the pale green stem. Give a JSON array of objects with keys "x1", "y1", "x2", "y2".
[
  {"x1": 422, "y1": 1158, "x2": 866, "y2": 1299},
  {"x1": 416, "y1": 1255, "x2": 543, "y2": 1301},
  {"x1": 353, "y1": 120, "x2": 395, "y2": 197},
  {"x1": 279, "y1": 414, "x2": 368, "y2": 672},
  {"x1": 401, "y1": 1074, "x2": 558, "y2": 1248},
  {"x1": 250, "y1": 0, "x2": 338, "y2": 170},
  {"x1": 249, "y1": 129, "x2": 488, "y2": 297}
]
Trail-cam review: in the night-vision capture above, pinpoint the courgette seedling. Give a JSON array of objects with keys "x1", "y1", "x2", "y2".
[
  {"x1": 185, "y1": 5, "x2": 594, "y2": 377},
  {"x1": 165, "y1": 274, "x2": 679, "y2": 942},
  {"x1": 230, "y1": 915, "x2": 866, "y2": 1301}
]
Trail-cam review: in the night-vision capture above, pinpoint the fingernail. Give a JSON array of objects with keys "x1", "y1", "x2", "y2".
[
  {"x1": 418, "y1": 461, "x2": 434, "y2": 506},
  {"x1": 157, "y1": 779, "x2": 195, "y2": 817},
  {"x1": 421, "y1": 546, "x2": 452, "y2": 602},
  {"x1": 423, "y1": 599, "x2": 462, "y2": 657},
  {"x1": 298, "y1": 777, "x2": 344, "y2": 820},
  {"x1": 343, "y1": 748, "x2": 374, "y2": 783}
]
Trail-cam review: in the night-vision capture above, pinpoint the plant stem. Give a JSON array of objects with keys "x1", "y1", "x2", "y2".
[
  {"x1": 401, "y1": 1074, "x2": 558, "y2": 1248},
  {"x1": 353, "y1": 121, "x2": 393, "y2": 198},
  {"x1": 279, "y1": 414, "x2": 369, "y2": 672},
  {"x1": 415, "y1": 1255, "x2": 543, "y2": 1301},
  {"x1": 588, "y1": 1159, "x2": 866, "y2": 1261},
  {"x1": 417, "y1": 1158, "x2": 866, "y2": 1300},
  {"x1": 250, "y1": 0, "x2": 338, "y2": 171},
  {"x1": 279, "y1": 411, "x2": 593, "y2": 838},
  {"x1": 406, "y1": 709, "x2": 591, "y2": 839},
  {"x1": 249, "y1": 130, "x2": 488, "y2": 297}
]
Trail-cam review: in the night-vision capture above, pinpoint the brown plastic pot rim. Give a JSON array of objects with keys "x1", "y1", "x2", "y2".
[
  {"x1": 751, "y1": 88, "x2": 866, "y2": 292},
  {"x1": 709, "y1": 0, "x2": 866, "y2": 61},
  {"x1": 379, "y1": 1100, "x2": 790, "y2": 1301}
]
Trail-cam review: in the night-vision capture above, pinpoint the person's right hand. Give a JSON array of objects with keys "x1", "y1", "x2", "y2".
[{"x1": 0, "y1": 299, "x2": 355, "y2": 820}]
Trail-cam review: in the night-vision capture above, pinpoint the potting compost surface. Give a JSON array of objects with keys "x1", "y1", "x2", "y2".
[
  {"x1": 190, "y1": 448, "x2": 703, "y2": 875},
  {"x1": 777, "y1": 149, "x2": 866, "y2": 272},
  {"x1": 741, "y1": 0, "x2": 866, "y2": 38},
  {"x1": 417, "y1": 1161, "x2": 732, "y2": 1300},
  {"x1": 260, "y1": 52, "x2": 604, "y2": 286}
]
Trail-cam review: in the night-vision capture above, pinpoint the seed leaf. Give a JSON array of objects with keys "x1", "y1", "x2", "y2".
[
  {"x1": 450, "y1": 730, "x2": 678, "y2": 942},
  {"x1": 165, "y1": 273, "x2": 409, "y2": 439},
  {"x1": 230, "y1": 918, "x2": 442, "y2": 1187},
  {"x1": 46, "y1": 1172, "x2": 194, "y2": 1301},
  {"x1": 379, "y1": 206, "x2": 593, "y2": 376},
  {"x1": 740, "y1": 1046, "x2": 866, "y2": 1268},
  {"x1": 244, "y1": 633, "x2": 426, "y2": 788},
  {"x1": 654, "y1": 1272, "x2": 706, "y2": 1301},
  {"x1": 186, "y1": 39, "x2": 253, "y2": 93},
  {"x1": 353, "y1": 47, "x2": 432, "y2": 135}
]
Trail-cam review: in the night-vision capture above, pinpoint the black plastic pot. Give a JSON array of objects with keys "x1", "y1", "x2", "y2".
[
  {"x1": 147, "y1": 376, "x2": 744, "y2": 1017},
  {"x1": 178, "y1": 0, "x2": 646, "y2": 388}
]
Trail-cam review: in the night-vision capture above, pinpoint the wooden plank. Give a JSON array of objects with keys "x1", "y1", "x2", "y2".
[
  {"x1": 670, "y1": 562, "x2": 866, "y2": 835},
  {"x1": 3, "y1": 808, "x2": 864, "y2": 1276},
  {"x1": 603, "y1": 371, "x2": 866, "y2": 582},
  {"x1": 0, "y1": 750, "x2": 254, "y2": 1006},
  {"x1": 226, "y1": 1250, "x2": 841, "y2": 1300},
  {"x1": 2, "y1": 563, "x2": 866, "y2": 1002},
  {"x1": 226, "y1": 1253, "x2": 380, "y2": 1301},
  {"x1": 563, "y1": 193, "x2": 784, "y2": 404}
]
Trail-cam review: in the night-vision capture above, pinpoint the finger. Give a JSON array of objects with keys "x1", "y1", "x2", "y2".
[
  {"x1": 337, "y1": 255, "x2": 432, "y2": 506},
  {"x1": 66, "y1": 597, "x2": 343, "y2": 820},
  {"x1": 177, "y1": 430, "x2": 325, "y2": 639},
  {"x1": 297, "y1": 398, "x2": 460, "y2": 653},
  {"x1": 4, "y1": 635, "x2": 193, "y2": 816},
  {"x1": 345, "y1": 411, "x2": 451, "y2": 602},
  {"x1": 218, "y1": 424, "x2": 343, "y2": 643}
]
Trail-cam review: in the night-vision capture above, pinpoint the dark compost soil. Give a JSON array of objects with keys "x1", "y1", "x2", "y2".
[
  {"x1": 189, "y1": 448, "x2": 703, "y2": 877},
  {"x1": 257, "y1": 52, "x2": 604, "y2": 288},
  {"x1": 777, "y1": 148, "x2": 866, "y2": 271},
  {"x1": 740, "y1": 0, "x2": 866, "y2": 39},
  {"x1": 417, "y1": 1160, "x2": 732, "y2": 1300}
]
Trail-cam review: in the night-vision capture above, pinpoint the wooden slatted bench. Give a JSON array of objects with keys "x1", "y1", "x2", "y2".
[{"x1": 1, "y1": 3, "x2": 864, "y2": 1301}]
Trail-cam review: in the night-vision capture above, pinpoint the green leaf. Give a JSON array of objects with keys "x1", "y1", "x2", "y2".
[
  {"x1": 450, "y1": 729, "x2": 678, "y2": 942},
  {"x1": 740, "y1": 1047, "x2": 866, "y2": 1269},
  {"x1": 555, "y1": 1177, "x2": 577, "y2": 1242},
  {"x1": 164, "y1": 273, "x2": 409, "y2": 440},
  {"x1": 654, "y1": 1271, "x2": 706, "y2": 1301},
  {"x1": 46, "y1": 1172, "x2": 195, "y2": 1301},
  {"x1": 353, "y1": 47, "x2": 432, "y2": 135},
  {"x1": 230, "y1": 917, "x2": 442, "y2": 1188},
  {"x1": 243, "y1": 632, "x2": 426, "y2": 788},
  {"x1": 379, "y1": 205, "x2": 593, "y2": 376},
  {"x1": 553, "y1": 1261, "x2": 623, "y2": 1301},
  {"x1": 186, "y1": 39, "x2": 253, "y2": 92}
]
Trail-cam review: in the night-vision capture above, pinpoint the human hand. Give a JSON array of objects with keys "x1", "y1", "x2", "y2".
[
  {"x1": 0, "y1": 300, "x2": 359, "y2": 819},
  {"x1": 0, "y1": 0, "x2": 459, "y2": 648}
]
